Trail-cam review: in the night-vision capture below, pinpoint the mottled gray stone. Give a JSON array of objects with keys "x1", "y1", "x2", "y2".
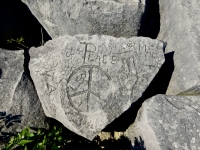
[
  {"x1": 0, "y1": 49, "x2": 24, "y2": 106},
  {"x1": 9, "y1": 73, "x2": 47, "y2": 129},
  {"x1": 22, "y1": 0, "x2": 145, "y2": 38},
  {"x1": 0, "y1": 49, "x2": 48, "y2": 144},
  {"x1": 126, "y1": 94, "x2": 200, "y2": 150},
  {"x1": 157, "y1": 0, "x2": 200, "y2": 95},
  {"x1": 29, "y1": 34, "x2": 164, "y2": 140}
]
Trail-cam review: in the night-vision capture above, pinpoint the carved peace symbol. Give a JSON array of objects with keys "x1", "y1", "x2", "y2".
[{"x1": 67, "y1": 65, "x2": 112, "y2": 113}]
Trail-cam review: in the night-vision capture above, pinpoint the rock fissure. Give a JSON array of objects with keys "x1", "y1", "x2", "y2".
[{"x1": 163, "y1": 97, "x2": 180, "y2": 110}]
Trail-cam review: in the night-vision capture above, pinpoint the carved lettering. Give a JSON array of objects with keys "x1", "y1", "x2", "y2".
[
  {"x1": 66, "y1": 47, "x2": 76, "y2": 57},
  {"x1": 111, "y1": 56, "x2": 117, "y2": 64},
  {"x1": 127, "y1": 42, "x2": 136, "y2": 50},
  {"x1": 118, "y1": 58, "x2": 130, "y2": 74},
  {"x1": 80, "y1": 42, "x2": 97, "y2": 64},
  {"x1": 103, "y1": 55, "x2": 107, "y2": 64},
  {"x1": 139, "y1": 43, "x2": 146, "y2": 52}
]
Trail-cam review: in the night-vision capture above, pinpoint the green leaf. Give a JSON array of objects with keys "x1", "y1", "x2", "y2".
[
  {"x1": 48, "y1": 132, "x2": 52, "y2": 137},
  {"x1": 19, "y1": 140, "x2": 34, "y2": 146},
  {"x1": 28, "y1": 133, "x2": 34, "y2": 138},
  {"x1": 53, "y1": 126, "x2": 56, "y2": 130},
  {"x1": 51, "y1": 145, "x2": 60, "y2": 150},
  {"x1": 24, "y1": 146, "x2": 28, "y2": 150},
  {"x1": 21, "y1": 127, "x2": 29, "y2": 138},
  {"x1": 17, "y1": 133, "x2": 22, "y2": 140},
  {"x1": 58, "y1": 137, "x2": 62, "y2": 141}
]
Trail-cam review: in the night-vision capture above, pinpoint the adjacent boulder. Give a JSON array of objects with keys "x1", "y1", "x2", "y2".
[
  {"x1": 157, "y1": 0, "x2": 200, "y2": 95},
  {"x1": 0, "y1": 49, "x2": 48, "y2": 143},
  {"x1": 126, "y1": 94, "x2": 200, "y2": 150},
  {"x1": 22, "y1": 0, "x2": 145, "y2": 38},
  {"x1": 29, "y1": 34, "x2": 164, "y2": 140},
  {"x1": 5, "y1": 73, "x2": 48, "y2": 130},
  {"x1": 0, "y1": 49, "x2": 24, "y2": 106}
]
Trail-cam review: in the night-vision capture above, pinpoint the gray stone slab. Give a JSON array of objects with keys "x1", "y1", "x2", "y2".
[
  {"x1": 0, "y1": 49, "x2": 24, "y2": 106},
  {"x1": 157, "y1": 0, "x2": 200, "y2": 95},
  {"x1": 0, "y1": 49, "x2": 48, "y2": 144},
  {"x1": 29, "y1": 34, "x2": 164, "y2": 140},
  {"x1": 0, "y1": 73, "x2": 48, "y2": 144},
  {"x1": 22, "y1": 0, "x2": 145, "y2": 38},
  {"x1": 126, "y1": 94, "x2": 200, "y2": 150}
]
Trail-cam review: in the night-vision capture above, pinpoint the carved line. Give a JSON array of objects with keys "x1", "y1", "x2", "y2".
[
  {"x1": 69, "y1": 89, "x2": 101, "y2": 100},
  {"x1": 87, "y1": 67, "x2": 93, "y2": 111},
  {"x1": 67, "y1": 65, "x2": 112, "y2": 112},
  {"x1": 67, "y1": 65, "x2": 111, "y2": 84},
  {"x1": 69, "y1": 90, "x2": 89, "y2": 97}
]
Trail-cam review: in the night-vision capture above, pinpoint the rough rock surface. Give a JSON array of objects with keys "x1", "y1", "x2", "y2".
[
  {"x1": 22, "y1": 0, "x2": 145, "y2": 38},
  {"x1": 0, "y1": 49, "x2": 47, "y2": 143},
  {"x1": 29, "y1": 34, "x2": 164, "y2": 140},
  {"x1": 126, "y1": 94, "x2": 200, "y2": 150},
  {"x1": 157, "y1": 0, "x2": 200, "y2": 95},
  {"x1": 0, "y1": 49, "x2": 24, "y2": 105}
]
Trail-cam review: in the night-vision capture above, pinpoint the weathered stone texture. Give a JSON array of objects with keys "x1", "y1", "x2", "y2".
[
  {"x1": 0, "y1": 73, "x2": 48, "y2": 138},
  {"x1": 157, "y1": 0, "x2": 200, "y2": 95},
  {"x1": 126, "y1": 94, "x2": 200, "y2": 150},
  {"x1": 0, "y1": 49, "x2": 24, "y2": 107},
  {"x1": 0, "y1": 49, "x2": 47, "y2": 143},
  {"x1": 22, "y1": 0, "x2": 145, "y2": 38},
  {"x1": 29, "y1": 34, "x2": 164, "y2": 140}
]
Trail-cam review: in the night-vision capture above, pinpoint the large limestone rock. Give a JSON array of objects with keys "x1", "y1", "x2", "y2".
[
  {"x1": 157, "y1": 0, "x2": 200, "y2": 95},
  {"x1": 126, "y1": 94, "x2": 200, "y2": 150},
  {"x1": 22, "y1": 0, "x2": 145, "y2": 38},
  {"x1": 0, "y1": 49, "x2": 47, "y2": 143},
  {"x1": 29, "y1": 34, "x2": 164, "y2": 140}
]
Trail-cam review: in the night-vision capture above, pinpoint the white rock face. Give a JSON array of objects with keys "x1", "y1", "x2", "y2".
[
  {"x1": 29, "y1": 34, "x2": 164, "y2": 140},
  {"x1": 126, "y1": 94, "x2": 200, "y2": 150},
  {"x1": 22, "y1": 0, "x2": 145, "y2": 38},
  {"x1": 157, "y1": 0, "x2": 200, "y2": 95},
  {"x1": 0, "y1": 49, "x2": 47, "y2": 144}
]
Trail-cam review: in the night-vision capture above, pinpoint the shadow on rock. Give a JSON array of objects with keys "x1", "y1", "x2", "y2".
[
  {"x1": 138, "y1": 0, "x2": 160, "y2": 39},
  {"x1": 0, "y1": 112, "x2": 23, "y2": 143},
  {"x1": 103, "y1": 51, "x2": 174, "y2": 132},
  {"x1": 94, "y1": 135, "x2": 146, "y2": 150},
  {"x1": 132, "y1": 136, "x2": 146, "y2": 150},
  {"x1": 0, "y1": 0, "x2": 51, "y2": 50},
  {"x1": 48, "y1": 118, "x2": 146, "y2": 150},
  {"x1": 0, "y1": 69, "x2": 2, "y2": 78}
]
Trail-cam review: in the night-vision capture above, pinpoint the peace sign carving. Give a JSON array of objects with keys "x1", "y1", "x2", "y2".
[{"x1": 67, "y1": 65, "x2": 112, "y2": 113}]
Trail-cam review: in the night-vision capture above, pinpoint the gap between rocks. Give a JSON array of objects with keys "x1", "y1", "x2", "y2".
[
  {"x1": 0, "y1": 0, "x2": 52, "y2": 81},
  {"x1": 138, "y1": 0, "x2": 160, "y2": 39}
]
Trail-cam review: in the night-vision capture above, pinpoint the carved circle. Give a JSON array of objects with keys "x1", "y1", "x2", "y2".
[{"x1": 66, "y1": 65, "x2": 112, "y2": 113}]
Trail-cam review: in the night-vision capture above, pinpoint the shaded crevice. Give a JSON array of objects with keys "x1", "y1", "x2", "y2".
[
  {"x1": 0, "y1": 0, "x2": 51, "y2": 50},
  {"x1": 0, "y1": 69, "x2": 2, "y2": 78},
  {"x1": 23, "y1": 50, "x2": 33, "y2": 83},
  {"x1": 0, "y1": 0, "x2": 52, "y2": 82},
  {"x1": 138, "y1": 0, "x2": 160, "y2": 39},
  {"x1": 47, "y1": 118, "x2": 146, "y2": 150},
  {"x1": 103, "y1": 52, "x2": 174, "y2": 132}
]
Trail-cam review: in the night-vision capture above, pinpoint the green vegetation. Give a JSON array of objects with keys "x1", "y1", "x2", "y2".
[
  {"x1": 7, "y1": 36, "x2": 29, "y2": 49},
  {"x1": 2, "y1": 124, "x2": 137, "y2": 150},
  {"x1": 3, "y1": 126, "x2": 66, "y2": 150}
]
